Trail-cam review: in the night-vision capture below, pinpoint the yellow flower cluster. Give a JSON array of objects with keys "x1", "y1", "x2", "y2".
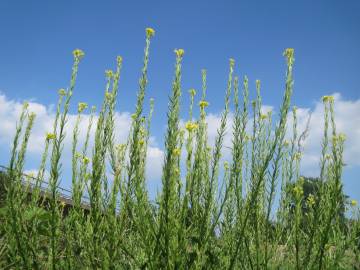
[
  {"x1": 322, "y1": 95, "x2": 334, "y2": 103},
  {"x1": 105, "y1": 92, "x2": 113, "y2": 101},
  {"x1": 244, "y1": 134, "x2": 251, "y2": 142},
  {"x1": 307, "y1": 194, "x2": 316, "y2": 207},
  {"x1": 174, "y1": 49, "x2": 185, "y2": 57},
  {"x1": 29, "y1": 112, "x2": 36, "y2": 120},
  {"x1": 283, "y1": 140, "x2": 290, "y2": 147},
  {"x1": 117, "y1": 56, "x2": 122, "y2": 64},
  {"x1": 293, "y1": 185, "x2": 303, "y2": 198},
  {"x1": 351, "y1": 200, "x2": 357, "y2": 207},
  {"x1": 73, "y1": 49, "x2": 85, "y2": 60},
  {"x1": 189, "y1": 88, "x2": 196, "y2": 97},
  {"x1": 260, "y1": 114, "x2": 268, "y2": 120},
  {"x1": 294, "y1": 152, "x2": 302, "y2": 161},
  {"x1": 146, "y1": 27, "x2": 155, "y2": 38},
  {"x1": 83, "y1": 156, "x2": 90, "y2": 165},
  {"x1": 105, "y1": 70, "x2": 114, "y2": 79},
  {"x1": 332, "y1": 133, "x2": 346, "y2": 144},
  {"x1": 116, "y1": 144, "x2": 126, "y2": 151},
  {"x1": 58, "y1": 88, "x2": 67, "y2": 96},
  {"x1": 185, "y1": 121, "x2": 198, "y2": 132},
  {"x1": 338, "y1": 133, "x2": 346, "y2": 141},
  {"x1": 75, "y1": 153, "x2": 90, "y2": 165},
  {"x1": 229, "y1": 58, "x2": 235, "y2": 67},
  {"x1": 199, "y1": 100, "x2": 209, "y2": 109},
  {"x1": 173, "y1": 148, "x2": 181, "y2": 157},
  {"x1": 46, "y1": 133, "x2": 56, "y2": 140},
  {"x1": 78, "y1": 102, "x2": 88, "y2": 113},
  {"x1": 283, "y1": 48, "x2": 294, "y2": 61}
]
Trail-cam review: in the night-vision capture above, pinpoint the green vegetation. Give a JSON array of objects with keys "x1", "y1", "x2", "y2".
[{"x1": 0, "y1": 28, "x2": 359, "y2": 269}]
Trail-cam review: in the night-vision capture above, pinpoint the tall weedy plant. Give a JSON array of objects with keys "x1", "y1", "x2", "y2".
[{"x1": 1, "y1": 29, "x2": 358, "y2": 270}]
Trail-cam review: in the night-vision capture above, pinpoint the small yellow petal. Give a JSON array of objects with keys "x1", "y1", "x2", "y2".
[
  {"x1": 189, "y1": 89, "x2": 196, "y2": 97},
  {"x1": 58, "y1": 88, "x2": 67, "y2": 96},
  {"x1": 174, "y1": 49, "x2": 185, "y2": 57},
  {"x1": 229, "y1": 58, "x2": 235, "y2": 67},
  {"x1": 83, "y1": 156, "x2": 90, "y2": 164},
  {"x1": 173, "y1": 148, "x2": 181, "y2": 156},
  {"x1": 185, "y1": 121, "x2": 198, "y2": 132},
  {"x1": 283, "y1": 48, "x2": 294, "y2": 59},
  {"x1": 72, "y1": 49, "x2": 85, "y2": 60},
  {"x1": 78, "y1": 102, "x2": 88, "y2": 113},
  {"x1": 105, "y1": 70, "x2": 114, "y2": 79},
  {"x1": 46, "y1": 133, "x2": 56, "y2": 140},
  {"x1": 199, "y1": 100, "x2": 209, "y2": 109},
  {"x1": 146, "y1": 27, "x2": 155, "y2": 38}
]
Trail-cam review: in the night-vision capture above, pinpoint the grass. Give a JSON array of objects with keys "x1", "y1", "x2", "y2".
[{"x1": 0, "y1": 27, "x2": 359, "y2": 269}]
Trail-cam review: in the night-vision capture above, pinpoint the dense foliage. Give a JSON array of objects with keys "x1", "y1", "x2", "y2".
[{"x1": 0, "y1": 28, "x2": 359, "y2": 269}]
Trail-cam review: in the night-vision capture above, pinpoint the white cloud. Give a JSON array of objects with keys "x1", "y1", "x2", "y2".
[
  {"x1": 0, "y1": 94, "x2": 164, "y2": 182},
  {"x1": 197, "y1": 95, "x2": 360, "y2": 177},
  {"x1": 1, "y1": 92, "x2": 359, "y2": 185},
  {"x1": 206, "y1": 112, "x2": 234, "y2": 147},
  {"x1": 204, "y1": 105, "x2": 273, "y2": 159},
  {"x1": 294, "y1": 93, "x2": 360, "y2": 176},
  {"x1": 0, "y1": 94, "x2": 134, "y2": 154},
  {"x1": 146, "y1": 146, "x2": 164, "y2": 180}
]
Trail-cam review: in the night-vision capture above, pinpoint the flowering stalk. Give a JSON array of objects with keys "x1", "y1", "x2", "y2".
[{"x1": 48, "y1": 49, "x2": 84, "y2": 270}]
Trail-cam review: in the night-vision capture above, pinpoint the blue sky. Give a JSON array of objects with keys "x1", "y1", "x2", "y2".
[{"x1": 0, "y1": 0, "x2": 359, "y2": 202}]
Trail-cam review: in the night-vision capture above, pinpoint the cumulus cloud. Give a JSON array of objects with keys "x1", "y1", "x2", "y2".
[
  {"x1": 146, "y1": 146, "x2": 164, "y2": 180},
  {"x1": 0, "y1": 94, "x2": 164, "y2": 182},
  {"x1": 294, "y1": 93, "x2": 360, "y2": 176},
  {"x1": 0, "y1": 94, "x2": 132, "y2": 154},
  {"x1": 1, "y1": 92, "x2": 359, "y2": 185},
  {"x1": 204, "y1": 105, "x2": 273, "y2": 158},
  {"x1": 201, "y1": 94, "x2": 360, "y2": 177}
]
